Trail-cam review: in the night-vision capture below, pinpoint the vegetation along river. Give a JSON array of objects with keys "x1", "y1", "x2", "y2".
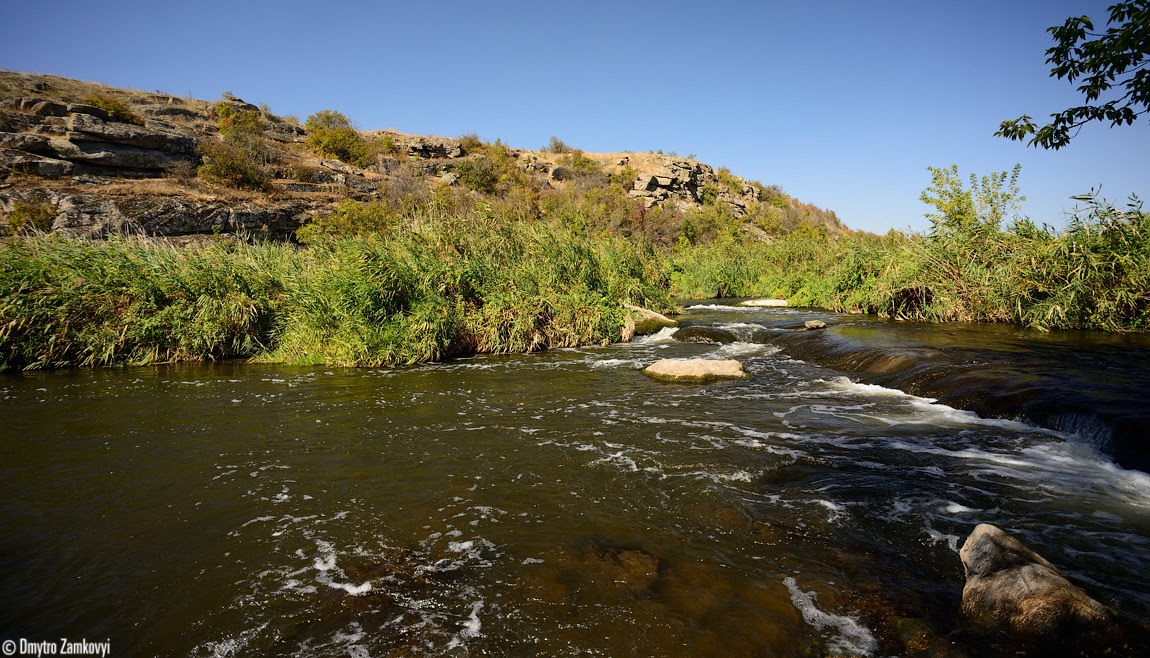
[{"x1": 2, "y1": 304, "x2": 1149, "y2": 656}]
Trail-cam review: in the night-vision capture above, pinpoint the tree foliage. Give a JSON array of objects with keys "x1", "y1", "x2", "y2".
[
  {"x1": 920, "y1": 164, "x2": 1025, "y2": 235},
  {"x1": 997, "y1": 1, "x2": 1150, "y2": 149}
]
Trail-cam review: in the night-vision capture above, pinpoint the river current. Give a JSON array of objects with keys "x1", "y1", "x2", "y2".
[{"x1": 2, "y1": 304, "x2": 1149, "y2": 656}]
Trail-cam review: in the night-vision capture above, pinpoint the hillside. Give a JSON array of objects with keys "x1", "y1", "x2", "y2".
[{"x1": 0, "y1": 71, "x2": 847, "y2": 242}]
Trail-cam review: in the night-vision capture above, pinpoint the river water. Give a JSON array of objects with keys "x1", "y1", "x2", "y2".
[{"x1": 2, "y1": 304, "x2": 1149, "y2": 657}]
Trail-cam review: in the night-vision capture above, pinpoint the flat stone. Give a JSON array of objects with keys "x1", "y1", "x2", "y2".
[
  {"x1": 141, "y1": 105, "x2": 200, "y2": 118},
  {"x1": 30, "y1": 100, "x2": 68, "y2": 117},
  {"x1": 642, "y1": 358, "x2": 748, "y2": 383},
  {"x1": 0, "y1": 132, "x2": 51, "y2": 154},
  {"x1": 66, "y1": 103, "x2": 111, "y2": 121},
  {"x1": 0, "y1": 148, "x2": 74, "y2": 178},
  {"x1": 738, "y1": 298, "x2": 788, "y2": 307},
  {"x1": 66, "y1": 113, "x2": 196, "y2": 153},
  {"x1": 804, "y1": 320, "x2": 827, "y2": 330}
]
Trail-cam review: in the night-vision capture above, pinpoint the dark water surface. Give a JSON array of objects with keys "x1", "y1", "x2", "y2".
[{"x1": 2, "y1": 305, "x2": 1149, "y2": 656}]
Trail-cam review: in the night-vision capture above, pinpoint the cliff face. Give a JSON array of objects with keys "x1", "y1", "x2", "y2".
[{"x1": 0, "y1": 71, "x2": 847, "y2": 241}]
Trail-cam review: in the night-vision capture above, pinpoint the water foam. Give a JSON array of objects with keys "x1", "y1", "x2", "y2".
[
  {"x1": 446, "y1": 600, "x2": 485, "y2": 650},
  {"x1": 784, "y1": 577, "x2": 879, "y2": 656},
  {"x1": 714, "y1": 342, "x2": 780, "y2": 359},
  {"x1": 638, "y1": 326, "x2": 679, "y2": 344}
]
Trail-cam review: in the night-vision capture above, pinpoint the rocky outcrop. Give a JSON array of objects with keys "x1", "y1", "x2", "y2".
[
  {"x1": 643, "y1": 358, "x2": 749, "y2": 383},
  {"x1": 0, "y1": 188, "x2": 316, "y2": 239},
  {"x1": 374, "y1": 131, "x2": 465, "y2": 159},
  {"x1": 959, "y1": 524, "x2": 1117, "y2": 638},
  {"x1": 65, "y1": 113, "x2": 197, "y2": 154},
  {"x1": 1, "y1": 71, "x2": 849, "y2": 242},
  {"x1": 1, "y1": 100, "x2": 199, "y2": 179},
  {"x1": 0, "y1": 148, "x2": 73, "y2": 178},
  {"x1": 629, "y1": 157, "x2": 761, "y2": 214}
]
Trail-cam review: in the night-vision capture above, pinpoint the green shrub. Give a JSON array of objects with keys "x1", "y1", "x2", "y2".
[
  {"x1": 295, "y1": 200, "x2": 401, "y2": 244},
  {"x1": 455, "y1": 158, "x2": 500, "y2": 194},
  {"x1": 196, "y1": 141, "x2": 273, "y2": 191},
  {"x1": 608, "y1": 166, "x2": 637, "y2": 190},
  {"x1": 0, "y1": 235, "x2": 287, "y2": 370},
  {"x1": 81, "y1": 96, "x2": 145, "y2": 125},
  {"x1": 214, "y1": 103, "x2": 269, "y2": 162},
  {"x1": 6, "y1": 200, "x2": 57, "y2": 235},
  {"x1": 717, "y1": 167, "x2": 745, "y2": 194},
  {"x1": 303, "y1": 110, "x2": 377, "y2": 167},
  {"x1": 378, "y1": 133, "x2": 399, "y2": 156},
  {"x1": 564, "y1": 150, "x2": 600, "y2": 175},
  {"x1": 459, "y1": 133, "x2": 483, "y2": 154},
  {"x1": 546, "y1": 136, "x2": 571, "y2": 153}
]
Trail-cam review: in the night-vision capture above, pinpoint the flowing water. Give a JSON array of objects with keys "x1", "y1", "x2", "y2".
[{"x1": 2, "y1": 304, "x2": 1150, "y2": 657}]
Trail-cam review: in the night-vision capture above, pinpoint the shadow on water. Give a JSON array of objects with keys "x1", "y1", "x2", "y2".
[{"x1": 1, "y1": 305, "x2": 1149, "y2": 656}]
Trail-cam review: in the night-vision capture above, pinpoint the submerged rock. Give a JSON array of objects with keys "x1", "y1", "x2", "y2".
[
  {"x1": 959, "y1": 524, "x2": 1117, "y2": 638},
  {"x1": 672, "y1": 325, "x2": 737, "y2": 344},
  {"x1": 643, "y1": 358, "x2": 749, "y2": 383}
]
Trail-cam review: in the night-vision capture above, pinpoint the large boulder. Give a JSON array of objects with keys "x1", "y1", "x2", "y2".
[
  {"x1": 66, "y1": 113, "x2": 197, "y2": 153},
  {"x1": 673, "y1": 325, "x2": 738, "y2": 344},
  {"x1": 642, "y1": 358, "x2": 749, "y2": 383},
  {"x1": 959, "y1": 524, "x2": 1116, "y2": 637},
  {"x1": 45, "y1": 137, "x2": 194, "y2": 171},
  {"x1": 46, "y1": 192, "x2": 314, "y2": 239}
]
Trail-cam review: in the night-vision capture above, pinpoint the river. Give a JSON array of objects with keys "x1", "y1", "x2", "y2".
[{"x1": 2, "y1": 303, "x2": 1149, "y2": 656}]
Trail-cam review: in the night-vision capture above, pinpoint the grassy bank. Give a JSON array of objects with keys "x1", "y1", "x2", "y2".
[
  {"x1": 0, "y1": 209, "x2": 670, "y2": 371},
  {"x1": 668, "y1": 187, "x2": 1149, "y2": 333},
  {"x1": 3, "y1": 169, "x2": 1147, "y2": 372}
]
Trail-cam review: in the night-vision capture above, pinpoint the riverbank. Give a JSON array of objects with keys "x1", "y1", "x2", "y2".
[
  {"x1": 0, "y1": 212, "x2": 670, "y2": 371},
  {"x1": 2, "y1": 191, "x2": 1148, "y2": 372}
]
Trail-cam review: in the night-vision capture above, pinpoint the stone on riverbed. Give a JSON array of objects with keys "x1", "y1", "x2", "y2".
[
  {"x1": 673, "y1": 325, "x2": 738, "y2": 344},
  {"x1": 738, "y1": 299, "x2": 788, "y2": 307},
  {"x1": 642, "y1": 358, "x2": 749, "y2": 383},
  {"x1": 623, "y1": 303, "x2": 678, "y2": 337},
  {"x1": 960, "y1": 523, "x2": 1119, "y2": 639}
]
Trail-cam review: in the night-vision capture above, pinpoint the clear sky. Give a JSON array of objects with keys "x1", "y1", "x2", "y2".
[{"x1": 3, "y1": 0, "x2": 1145, "y2": 234}]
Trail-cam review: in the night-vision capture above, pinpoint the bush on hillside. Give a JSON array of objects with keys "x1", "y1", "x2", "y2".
[
  {"x1": 81, "y1": 96, "x2": 145, "y2": 125},
  {"x1": 196, "y1": 141, "x2": 273, "y2": 192},
  {"x1": 304, "y1": 110, "x2": 377, "y2": 167},
  {"x1": 459, "y1": 133, "x2": 484, "y2": 154}
]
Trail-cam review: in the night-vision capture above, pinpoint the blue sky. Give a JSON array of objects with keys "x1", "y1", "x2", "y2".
[{"x1": 3, "y1": 0, "x2": 1146, "y2": 233}]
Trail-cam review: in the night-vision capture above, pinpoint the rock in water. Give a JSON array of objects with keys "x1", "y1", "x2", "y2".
[
  {"x1": 959, "y1": 523, "x2": 1115, "y2": 637},
  {"x1": 642, "y1": 358, "x2": 748, "y2": 383},
  {"x1": 672, "y1": 325, "x2": 738, "y2": 344},
  {"x1": 804, "y1": 320, "x2": 827, "y2": 330},
  {"x1": 738, "y1": 298, "x2": 788, "y2": 307},
  {"x1": 623, "y1": 303, "x2": 677, "y2": 337}
]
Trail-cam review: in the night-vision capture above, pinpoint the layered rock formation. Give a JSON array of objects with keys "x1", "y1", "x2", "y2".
[{"x1": 1, "y1": 71, "x2": 848, "y2": 241}]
